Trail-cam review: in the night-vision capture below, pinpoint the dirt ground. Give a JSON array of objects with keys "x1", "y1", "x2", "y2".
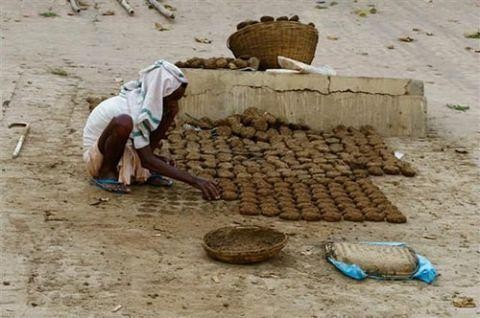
[{"x1": 1, "y1": 0, "x2": 479, "y2": 317}]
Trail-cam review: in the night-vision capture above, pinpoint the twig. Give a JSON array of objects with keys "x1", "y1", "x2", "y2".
[
  {"x1": 148, "y1": 0, "x2": 175, "y2": 19},
  {"x1": 69, "y1": 0, "x2": 81, "y2": 13},
  {"x1": 116, "y1": 0, "x2": 134, "y2": 15}
]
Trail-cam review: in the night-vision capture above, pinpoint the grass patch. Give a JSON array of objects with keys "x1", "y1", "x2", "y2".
[
  {"x1": 464, "y1": 31, "x2": 480, "y2": 39},
  {"x1": 354, "y1": 5, "x2": 377, "y2": 17},
  {"x1": 49, "y1": 68, "x2": 68, "y2": 76},
  {"x1": 446, "y1": 104, "x2": 470, "y2": 112},
  {"x1": 354, "y1": 9, "x2": 368, "y2": 17},
  {"x1": 39, "y1": 11, "x2": 58, "y2": 17}
]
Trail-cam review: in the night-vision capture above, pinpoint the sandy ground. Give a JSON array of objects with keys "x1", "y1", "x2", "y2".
[{"x1": 1, "y1": 0, "x2": 479, "y2": 317}]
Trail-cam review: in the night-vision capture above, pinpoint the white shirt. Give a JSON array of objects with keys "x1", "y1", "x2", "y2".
[{"x1": 82, "y1": 96, "x2": 140, "y2": 151}]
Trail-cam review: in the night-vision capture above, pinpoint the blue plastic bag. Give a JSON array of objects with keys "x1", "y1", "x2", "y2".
[{"x1": 327, "y1": 242, "x2": 437, "y2": 283}]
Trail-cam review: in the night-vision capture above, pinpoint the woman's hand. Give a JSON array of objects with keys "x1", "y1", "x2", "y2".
[
  {"x1": 194, "y1": 178, "x2": 220, "y2": 201},
  {"x1": 138, "y1": 145, "x2": 219, "y2": 200}
]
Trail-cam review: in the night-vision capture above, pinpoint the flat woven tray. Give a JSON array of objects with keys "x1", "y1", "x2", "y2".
[
  {"x1": 325, "y1": 242, "x2": 418, "y2": 278},
  {"x1": 203, "y1": 226, "x2": 287, "y2": 264}
]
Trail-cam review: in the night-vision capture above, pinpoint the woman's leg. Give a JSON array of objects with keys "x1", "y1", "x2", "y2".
[{"x1": 97, "y1": 114, "x2": 133, "y2": 180}]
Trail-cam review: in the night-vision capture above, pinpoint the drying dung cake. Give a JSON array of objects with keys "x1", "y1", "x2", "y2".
[{"x1": 158, "y1": 107, "x2": 414, "y2": 223}]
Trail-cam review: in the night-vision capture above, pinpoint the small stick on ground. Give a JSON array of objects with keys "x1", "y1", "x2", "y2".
[
  {"x1": 69, "y1": 0, "x2": 81, "y2": 14},
  {"x1": 148, "y1": 0, "x2": 175, "y2": 19},
  {"x1": 116, "y1": 0, "x2": 134, "y2": 15}
]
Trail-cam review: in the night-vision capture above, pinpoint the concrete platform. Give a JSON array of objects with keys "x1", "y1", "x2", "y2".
[{"x1": 179, "y1": 69, "x2": 427, "y2": 137}]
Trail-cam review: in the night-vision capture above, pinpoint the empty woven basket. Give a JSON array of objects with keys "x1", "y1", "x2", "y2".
[{"x1": 227, "y1": 21, "x2": 319, "y2": 70}]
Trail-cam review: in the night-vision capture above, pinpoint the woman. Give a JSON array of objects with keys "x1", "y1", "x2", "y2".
[{"x1": 82, "y1": 60, "x2": 220, "y2": 200}]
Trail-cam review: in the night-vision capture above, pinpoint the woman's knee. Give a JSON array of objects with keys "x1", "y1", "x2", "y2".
[{"x1": 112, "y1": 114, "x2": 133, "y2": 138}]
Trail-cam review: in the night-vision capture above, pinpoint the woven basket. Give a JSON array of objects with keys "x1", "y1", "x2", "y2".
[
  {"x1": 227, "y1": 21, "x2": 319, "y2": 70},
  {"x1": 202, "y1": 226, "x2": 288, "y2": 264}
]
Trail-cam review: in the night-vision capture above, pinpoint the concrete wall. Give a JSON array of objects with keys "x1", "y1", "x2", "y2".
[{"x1": 178, "y1": 69, "x2": 427, "y2": 137}]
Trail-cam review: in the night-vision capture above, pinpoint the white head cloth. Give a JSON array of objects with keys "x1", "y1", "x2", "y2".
[{"x1": 120, "y1": 60, "x2": 188, "y2": 149}]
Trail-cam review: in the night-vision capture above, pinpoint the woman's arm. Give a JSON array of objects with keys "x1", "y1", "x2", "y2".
[
  {"x1": 150, "y1": 100, "x2": 178, "y2": 149},
  {"x1": 137, "y1": 145, "x2": 220, "y2": 200}
]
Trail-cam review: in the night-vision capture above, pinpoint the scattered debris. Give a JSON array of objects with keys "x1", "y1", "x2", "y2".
[
  {"x1": 412, "y1": 28, "x2": 421, "y2": 32},
  {"x1": 78, "y1": 0, "x2": 90, "y2": 7},
  {"x1": 39, "y1": 11, "x2": 58, "y2": 18},
  {"x1": 300, "y1": 245, "x2": 315, "y2": 256},
  {"x1": 154, "y1": 22, "x2": 171, "y2": 31},
  {"x1": 211, "y1": 276, "x2": 220, "y2": 283},
  {"x1": 2, "y1": 281, "x2": 10, "y2": 286},
  {"x1": 69, "y1": 0, "x2": 81, "y2": 14},
  {"x1": 354, "y1": 6, "x2": 376, "y2": 17},
  {"x1": 48, "y1": 161, "x2": 63, "y2": 168},
  {"x1": 89, "y1": 197, "x2": 110, "y2": 206},
  {"x1": 354, "y1": 9, "x2": 368, "y2": 17},
  {"x1": 327, "y1": 35, "x2": 339, "y2": 41},
  {"x1": 399, "y1": 36, "x2": 415, "y2": 42},
  {"x1": 426, "y1": 32, "x2": 434, "y2": 36},
  {"x1": 163, "y1": 4, "x2": 176, "y2": 11},
  {"x1": 387, "y1": 44, "x2": 395, "y2": 49},
  {"x1": 195, "y1": 37, "x2": 212, "y2": 44},
  {"x1": 148, "y1": 0, "x2": 175, "y2": 19},
  {"x1": 452, "y1": 296, "x2": 476, "y2": 308},
  {"x1": 8, "y1": 122, "x2": 30, "y2": 159},
  {"x1": 454, "y1": 148, "x2": 468, "y2": 154},
  {"x1": 116, "y1": 0, "x2": 134, "y2": 15},
  {"x1": 446, "y1": 104, "x2": 470, "y2": 112},
  {"x1": 315, "y1": 5, "x2": 329, "y2": 9},
  {"x1": 112, "y1": 305, "x2": 123, "y2": 312},
  {"x1": 330, "y1": 1, "x2": 338, "y2": 6},
  {"x1": 44, "y1": 211, "x2": 68, "y2": 222},
  {"x1": 464, "y1": 31, "x2": 480, "y2": 39},
  {"x1": 49, "y1": 68, "x2": 68, "y2": 76},
  {"x1": 101, "y1": 10, "x2": 115, "y2": 16},
  {"x1": 394, "y1": 151, "x2": 405, "y2": 159}
]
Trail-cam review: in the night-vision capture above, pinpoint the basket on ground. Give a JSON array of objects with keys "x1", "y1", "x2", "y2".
[
  {"x1": 227, "y1": 21, "x2": 319, "y2": 70},
  {"x1": 202, "y1": 226, "x2": 288, "y2": 264}
]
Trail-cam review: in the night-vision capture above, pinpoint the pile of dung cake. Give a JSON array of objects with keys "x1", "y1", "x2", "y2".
[
  {"x1": 236, "y1": 15, "x2": 316, "y2": 30},
  {"x1": 175, "y1": 56, "x2": 260, "y2": 70},
  {"x1": 160, "y1": 108, "x2": 415, "y2": 223}
]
